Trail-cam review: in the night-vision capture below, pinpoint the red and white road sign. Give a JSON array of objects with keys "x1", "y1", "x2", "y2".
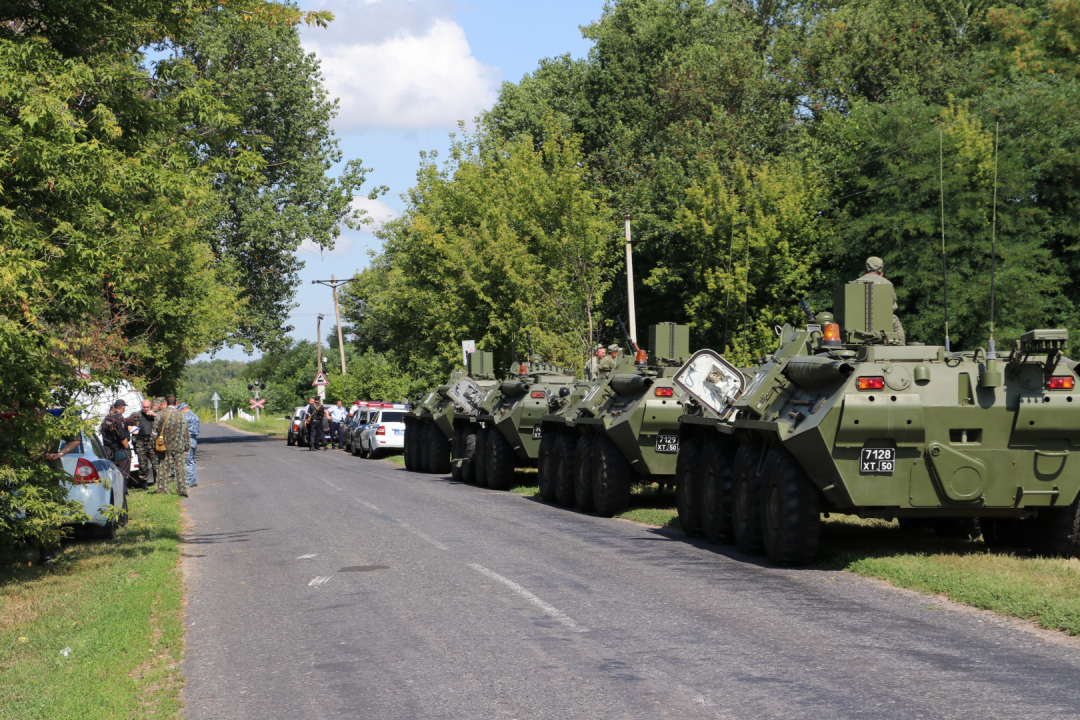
[
  {"x1": 249, "y1": 398, "x2": 267, "y2": 410},
  {"x1": 312, "y1": 371, "x2": 330, "y2": 386}
]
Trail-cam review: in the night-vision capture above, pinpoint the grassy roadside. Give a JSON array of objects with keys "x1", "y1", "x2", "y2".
[
  {"x1": 0, "y1": 492, "x2": 185, "y2": 718},
  {"x1": 224, "y1": 415, "x2": 290, "y2": 437}
]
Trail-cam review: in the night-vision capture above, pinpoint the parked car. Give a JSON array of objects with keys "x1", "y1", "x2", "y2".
[
  {"x1": 345, "y1": 406, "x2": 373, "y2": 456},
  {"x1": 287, "y1": 406, "x2": 308, "y2": 447},
  {"x1": 58, "y1": 431, "x2": 128, "y2": 539},
  {"x1": 73, "y1": 381, "x2": 146, "y2": 486},
  {"x1": 358, "y1": 404, "x2": 408, "y2": 459}
]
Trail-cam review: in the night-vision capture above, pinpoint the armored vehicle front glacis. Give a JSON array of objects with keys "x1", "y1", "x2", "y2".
[
  {"x1": 676, "y1": 282, "x2": 1080, "y2": 566},
  {"x1": 403, "y1": 369, "x2": 463, "y2": 474},
  {"x1": 444, "y1": 351, "x2": 501, "y2": 484},
  {"x1": 466, "y1": 356, "x2": 577, "y2": 491},
  {"x1": 541, "y1": 323, "x2": 691, "y2": 517}
]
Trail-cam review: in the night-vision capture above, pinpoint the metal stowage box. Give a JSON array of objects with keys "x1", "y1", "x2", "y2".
[
  {"x1": 833, "y1": 283, "x2": 894, "y2": 337},
  {"x1": 648, "y1": 322, "x2": 690, "y2": 363},
  {"x1": 468, "y1": 350, "x2": 494, "y2": 378}
]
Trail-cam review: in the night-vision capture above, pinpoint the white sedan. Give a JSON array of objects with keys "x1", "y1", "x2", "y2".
[
  {"x1": 358, "y1": 404, "x2": 408, "y2": 459},
  {"x1": 58, "y1": 431, "x2": 128, "y2": 539}
]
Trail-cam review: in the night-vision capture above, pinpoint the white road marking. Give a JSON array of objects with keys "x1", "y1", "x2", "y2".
[
  {"x1": 359, "y1": 500, "x2": 385, "y2": 514},
  {"x1": 468, "y1": 563, "x2": 586, "y2": 632},
  {"x1": 399, "y1": 522, "x2": 449, "y2": 550},
  {"x1": 308, "y1": 576, "x2": 332, "y2": 587},
  {"x1": 297, "y1": 554, "x2": 317, "y2": 559}
]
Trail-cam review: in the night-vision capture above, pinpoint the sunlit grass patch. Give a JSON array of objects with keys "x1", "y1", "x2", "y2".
[{"x1": 224, "y1": 415, "x2": 290, "y2": 437}]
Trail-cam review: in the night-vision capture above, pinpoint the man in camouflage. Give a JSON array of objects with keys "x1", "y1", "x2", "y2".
[
  {"x1": 131, "y1": 398, "x2": 159, "y2": 488},
  {"x1": 153, "y1": 395, "x2": 190, "y2": 497},
  {"x1": 854, "y1": 256, "x2": 906, "y2": 344},
  {"x1": 599, "y1": 343, "x2": 620, "y2": 374},
  {"x1": 585, "y1": 344, "x2": 605, "y2": 381}
]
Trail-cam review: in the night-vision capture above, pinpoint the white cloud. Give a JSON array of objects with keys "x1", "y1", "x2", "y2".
[
  {"x1": 301, "y1": 1, "x2": 501, "y2": 131},
  {"x1": 352, "y1": 195, "x2": 398, "y2": 230},
  {"x1": 297, "y1": 195, "x2": 396, "y2": 256}
]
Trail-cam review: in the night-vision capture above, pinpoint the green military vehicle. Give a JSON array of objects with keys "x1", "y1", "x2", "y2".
[
  {"x1": 445, "y1": 351, "x2": 501, "y2": 484},
  {"x1": 675, "y1": 281, "x2": 1080, "y2": 566},
  {"x1": 536, "y1": 375, "x2": 606, "y2": 505},
  {"x1": 472, "y1": 355, "x2": 577, "y2": 491},
  {"x1": 402, "y1": 369, "x2": 464, "y2": 475},
  {"x1": 540, "y1": 323, "x2": 691, "y2": 517}
]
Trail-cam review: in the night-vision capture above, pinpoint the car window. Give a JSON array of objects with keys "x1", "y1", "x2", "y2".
[
  {"x1": 380, "y1": 412, "x2": 404, "y2": 423},
  {"x1": 87, "y1": 432, "x2": 107, "y2": 459},
  {"x1": 359, "y1": 412, "x2": 369, "y2": 424}
]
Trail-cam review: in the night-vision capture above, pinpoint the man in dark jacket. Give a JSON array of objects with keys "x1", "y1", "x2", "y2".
[
  {"x1": 305, "y1": 399, "x2": 327, "y2": 451},
  {"x1": 100, "y1": 399, "x2": 132, "y2": 485},
  {"x1": 130, "y1": 398, "x2": 158, "y2": 488}
]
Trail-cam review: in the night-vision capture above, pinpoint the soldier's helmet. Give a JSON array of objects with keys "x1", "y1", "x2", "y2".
[
  {"x1": 529, "y1": 353, "x2": 544, "y2": 365},
  {"x1": 594, "y1": 344, "x2": 604, "y2": 353},
  {"x1": 606, "y1": 343, "x2": 621, "y2": 354},
  {"x1": 866, "y1": 256, "x2": 884, "y2": 273}
]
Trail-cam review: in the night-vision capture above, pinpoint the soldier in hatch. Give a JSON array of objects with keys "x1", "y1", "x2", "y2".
[
  {"x1": 854, "y1": 256, "x2": 905, "y2": 344},
  {"x1": 585, "y1": 344, "x2": 605, "y2": 381},
  {"x1": 599, "y1": 344, "x2": 620, "y2": 374}
]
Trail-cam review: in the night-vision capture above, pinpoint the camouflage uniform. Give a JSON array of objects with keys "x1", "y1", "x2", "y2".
[
  {"x1": 131, "y1": 408, "x2": 159, "y2": 486},
  {"x1": 153, "y1": 405, "x2": 190, "y2": 496},
  {"x1": 854, "y1": 256, "x2": 905, "y2": 344},
  {"x1": 599, "y1": 343, "x2": 620, "y2": 374}
]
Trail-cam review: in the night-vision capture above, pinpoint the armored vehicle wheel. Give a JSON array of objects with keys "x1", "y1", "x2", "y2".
[
  {"x1": 554, "y1": 432, "x2": 577, "y2": 507},
  {"x1": 593, "y1": 435, "x2": 630, "y2": 517},
  {"x1": 731, "y1": 443, "x2": 766, "y2": 556},
  {"x1": 537, "y1": 431, "x2": 558, "y2": 501},
  {"x1": 1033, "y1": 494, "x2": 1080, "y2": 558},
  {"x1": 474, "y1": 426, "x2": 490, "y2": 488},
  {"x1": 700, "y1": 438, "x2": 735, "y2": 545},
  {"x1": 759, "y1": 446, "x2": 820, "y2": 566},
  {"x1": 403, "y1": 427, "x2": 414, "y2": 469},
  {"x1": 487, "y1": 429, "x2": 516, "y2": 491},
  {"x1": 451, "y1": 426, "x2": 466, "y2": 483},
  {"x1": 574, "y1": 435, "x2": 595, "y2": 512},
  {"x1": 430, "y1": 426, "x2": 452, "y2": 475},
  {"x1": 419, "y1": 423, "x2": 434, "y2": 473},
  {"x1": 675, "y1": 435, "x2": 702, "y2": 537},
  {"x1": 461, "y1": 426, "x2": 479, "y2": 484}
]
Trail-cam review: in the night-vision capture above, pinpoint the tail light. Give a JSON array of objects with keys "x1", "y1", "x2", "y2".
[
  {"x1": 857, "y1": 377, "x2": 885, "y2": 391},
  {"x1": 822, "y1": 323, "x2": 842, "y2": 348},
  {"x1": 635, "y1": 349, "x2": 648, "y2": 364},
  {"x1": 1048, "y1": 376, "x2": 1075, "y2": 390},
  {"x1": 655, "y1": 388, "x2": 674, "y2": 397},
  {"x1": 531, "y1": 391, "x2": 547, "y2": 399},
  {"x1": 376, "y1": 426, "x2": 386, "y2": 436},
  {"x1": 74, "y1": 458, "x2": 100, "y2": 484}
]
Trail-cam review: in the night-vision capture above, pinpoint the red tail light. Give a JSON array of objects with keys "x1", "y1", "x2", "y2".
[
  {"x1": 531, "y1": 391, "x2": 546, "y2": 399},
  {"x1": 655, "y1": 388, "x2": 674, "y2": 397},
  {"x1": 857, "y1": 377, "x2": 885, "y2": 391},
  {"x1": 74, "y1": 458, "x2": 100, "y2": 484},
  {"x1": 1048, "y1": 376, "x2": 1075, "y2": 390},
  {"x1": 376, "y1": 426, "x2": 386, "y2": 436}
]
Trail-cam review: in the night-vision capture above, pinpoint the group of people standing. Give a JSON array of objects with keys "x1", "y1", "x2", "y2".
[
  {"x1": 303, "y1": 398, "x2": 347, "y2": 450},
  {"x1": 100, "y1": 395, "x2": 200, "y2": 496}
]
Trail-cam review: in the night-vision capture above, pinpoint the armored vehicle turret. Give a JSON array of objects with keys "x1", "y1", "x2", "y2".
[
  {"x1": 676, "y1": 282, "x2": 1080, "y2": 566},
  {"x1": 540, "y1": 323, "x2": 692, "y2": 517}
]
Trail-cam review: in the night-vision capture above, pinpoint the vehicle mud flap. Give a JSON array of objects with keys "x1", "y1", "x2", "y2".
[
  {"x1": 676, "y1": 434, "x2": 703, "y2": 537},
  {"x1": 537, "y1": 430, "x2": 558, "y2": 501},
  {"x1": 461, "y1": 425, "x2": 479, "y2": 485},
  {"x1": 554, "y1": 431, "x2": 577, "y2": 507},
  {"x1": 574, "y1": 434, "x2": 595, "y2": 512},
  {"x1": 593, "y1": 434, "x2": 630, "y2": 517},
  {"x1": 487, "y1": 429, "x2": 516, "y2": 491},
  {"x1": 700, "y1": 437, "x2": 735, "y2": 545},
  {"x1": 451, "y1": 426, "x2": 465, "y2": 482},
  {"x1": 731, "y1": 443, "x2": 766, "y2": 555},
  {"x1": 759, "y1": 446, "x2": 820, "y2": 566},
  {"x1": 474, "y1": 426, "x2": 490, "y2": 488}
]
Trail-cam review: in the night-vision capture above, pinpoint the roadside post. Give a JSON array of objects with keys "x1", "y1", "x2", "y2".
[
  {"x1": 462, "y1": 340, "x2": 475, "y2": 365},
  {"x1": 247, "y1": 380, "x2": 263, "y2": 421},
  {"x1": 211, "y1": 392, "x2": 220, "y2": 422}
]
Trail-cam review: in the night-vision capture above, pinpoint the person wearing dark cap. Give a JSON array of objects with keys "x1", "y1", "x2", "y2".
[
  {"x1": 854, "y1": 256, "x2": 905, "y2": 344},
  {"x1": 100, "y1": 399, "x2": 132, "y2": 485}
]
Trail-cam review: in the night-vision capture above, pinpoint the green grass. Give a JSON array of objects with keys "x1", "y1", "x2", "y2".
[
  {"x1": 224, "y1": 415, "x2": 290, "y2": 437},
  {"x1": 0, "y1": 492, "x2": 185, "y2": 718}
]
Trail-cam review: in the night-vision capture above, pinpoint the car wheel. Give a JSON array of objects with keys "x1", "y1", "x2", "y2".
[{"x1": 287, "y1": 433, "x2": 295, "y2": 447}]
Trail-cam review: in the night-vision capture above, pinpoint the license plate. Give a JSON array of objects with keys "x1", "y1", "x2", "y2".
[
  {"x1": 531, "y1": 425, "x2": 543, "y2": 440},
  {"x1": 655, "y1": 434, "x2": 679, "y2": 453},
  {"x1": 860, "y1": 447, "x2": 895, "y2": 474}
]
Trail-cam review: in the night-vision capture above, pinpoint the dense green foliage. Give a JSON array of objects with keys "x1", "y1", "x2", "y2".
[
  {"x1": 355, "y1": 0, "x2": 1080, "y2": 378},
  {"x1": 181, "y1": 359, "x2": 248, "y2": 411}
]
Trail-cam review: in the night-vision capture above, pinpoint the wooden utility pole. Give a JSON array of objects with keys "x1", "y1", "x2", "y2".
[
  {"x1": 316, "y1": 313, "x2": 325, "y2": 401},
  {"x1": 624, "y1": 214, "x2": 637, "y2": 346},
  {"x1": 312, "y1": 276, "x2": 355, "y2": 375}
]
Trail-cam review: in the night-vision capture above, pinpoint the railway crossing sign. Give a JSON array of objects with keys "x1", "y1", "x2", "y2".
[
  {"x1": 249, "y1": 398, "x2": 267, "y2": 410},
  {"x1": 312, "y1": 371, "x2": 329, "y2": 387}
]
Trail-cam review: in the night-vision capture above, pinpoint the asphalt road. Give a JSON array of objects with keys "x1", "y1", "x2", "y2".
[{"x1": 181, "y1": 423, "x2": 1080, "y2": 719}]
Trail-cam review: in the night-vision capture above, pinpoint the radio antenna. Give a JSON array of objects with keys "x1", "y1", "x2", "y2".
[
  {"x1": 988, "y1": 121, "x2": 1000, "y2": 359},
  {"x1": 939, "y1": 129, "x2": 952, "y2": 353}
]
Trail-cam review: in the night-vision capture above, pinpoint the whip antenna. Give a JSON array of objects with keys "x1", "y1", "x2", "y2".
[
  {"x1": 940, "y1": 129, "x2": 951, "y2": 353},
  {"x1": 988, "y1": 121, "x2": 1000, "y2": 359}
]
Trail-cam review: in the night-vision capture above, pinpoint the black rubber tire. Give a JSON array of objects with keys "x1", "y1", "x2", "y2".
[
  {"x1": 574, "y1": 435, "x2": 595, "y2": 512},
  {"x1": 675, "y1": 435, "x2": 702, "y2": 537},
  {"x1": 451, "y1": 426, "x2": 466, "y2": 483},
  {"x1": 731, "y1": 443, "x2": 766, "y2": 555},
  {"x1": 486, "y1": 428, "x2": 516, "y2": 491},
  {"x1": 700, "y1": 437, "x2": 735, "y2": 545},
  {"x1": 592, "y1": 434, "x2": 630, "y2": 517},
  {"x1": 760, "y1": 446, "x2": 820, "y2": 566},
  {"x1": 1033, "y1": 493, "x2": 1080, "y2": 557},
  {"x1": 430, "y1": 426, "x2": 451, "y2": 475},
  {"x1": 419, "y1": 423, "x2": 433, "y2": 473},
  {"x1": 474, "y1": 426, "x2": 490, "y2": 488},
  {"x1": 287, "y1": 434, "x2": 295, "y2": 447},
  {"x1": 537, "y1": 430, "x2": 558, "y2": 501},
  {"x1": 554, "y1": 431, "x2": 577, "y2": 507},
  {"x1": 351, "y1": 434, "x2": 360, "y2": 457},
  {"x1": 461, "y1": 426, "x2": 479, "y2": 484}
]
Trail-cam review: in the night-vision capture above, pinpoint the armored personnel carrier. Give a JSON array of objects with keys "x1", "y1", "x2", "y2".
[
  {"x1": 472, "y1": 355, "x2": 577, "y2": 491},
  {"x1": 402, "y1": 368, "x2": 463, "y2": 474},
  {"x1": 540, "y1": 323, "x2": 691, "y2": 517},
  {"x1": 675, "y1": 282, "x2": 1080, "y2": 566},
  {"x1": 444, "y1": 351, "x2": 501, "y2": 484}
]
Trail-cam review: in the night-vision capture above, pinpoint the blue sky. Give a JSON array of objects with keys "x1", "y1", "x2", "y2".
[{"x1": 206, "y1": 0, "x2": 603, "y2": 362}]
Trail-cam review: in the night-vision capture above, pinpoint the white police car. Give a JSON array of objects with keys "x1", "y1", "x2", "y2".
[{"x1": 358, "y1": 403, "x2": 408, "y2": 459}]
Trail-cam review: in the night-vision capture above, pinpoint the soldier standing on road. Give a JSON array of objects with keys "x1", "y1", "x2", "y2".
[
  {"x1": 585, "y1": 344, "x2": 606, "y2": 381},
  {"x1": 599, "y1": 343, "x2": 620, "y2": 374},
  {"x1": 153, "y1": 395, "x2": 190, "y2": 497},
  {"x1": 131, "y1": 399, "x2": 158, "y2": 488},
  {"x1": 854, "y1": 256, "x2": 905, "y2": 344},
  {"x1": 178, "y1": 402, "x2": 200, "y2": 489}
]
